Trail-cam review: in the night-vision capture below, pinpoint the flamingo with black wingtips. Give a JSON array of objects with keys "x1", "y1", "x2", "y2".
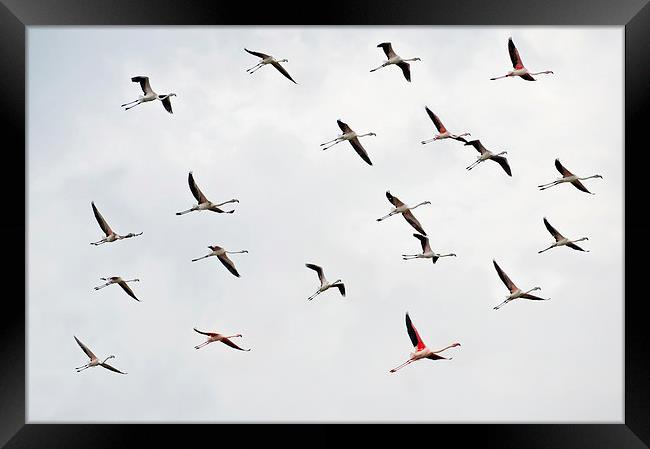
[
  {"x1": 538, "y1": 159, "x2": 603, "y2": 194},
  {"x1": 490, "y1": 37, "x2": 554, "y2": 81}
]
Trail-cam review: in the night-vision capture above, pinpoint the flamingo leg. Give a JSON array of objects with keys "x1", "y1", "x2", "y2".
[
  {"x1": 421, "y1": 137, "x2": 438, "y2": 145},
  {"x1": 120, "y1": 99, "x2": 139, "y2": 107},
  {"x1": 176, "y1": 207, "x2": 197, "y2": 215},
  {"x1": 466, "y1": 160, "x2": 482, "y2": 170},
  {"x1": 307, "y1": 290, "x2": 321, "y2": 301},
  {"x1": 320, "y1": 137, "x2": 341, "y2": 146},
  {"x1": 376, "y1": 211, "x2": 398, "y2": 222},
  {"x1": 194, "y1": 341, "x2": 211, "y2": 349},
  {"x1": 94, "y1": 283, "x2": 110, "y2": 290},
  {"x1": 389, "y1": 359, "x2": 414, "y2": 373},
  {"x1": 402, "y1": 254, "x2": 420, "y2": 260},
  {"x1": 370, "y1": 63, "x2": 388, "y2": 72},
  {"x1": 191, "y1": 255, "x2": 210, "y2": 262},
  {"x1": 490, "y1": 74, "x2": 509, "y2": 80},
  {"x1": 248, "y1": 64, "x2": 266, "y2": 74},
  {"x1": 538, "y1": 182, "x2": 562, "y2": 191},
  {"x1": 321, "y1": 140, "x2": 343, "y2": 150},
  {"x1": 538, "y1": 245, "x2": 555, "y2": 254},
  {"x1": 493, "y1": 299, "x2": 511, "y2": 310},
  {"x1": 124, "y1": 100, "x2": 143, "y2": 110},
  {"x1": 246, "y1": 62, "x2": 263, "y2": 72},
  {"x1": 90, "y1": 238, "x2": 108, "y2": 246}
]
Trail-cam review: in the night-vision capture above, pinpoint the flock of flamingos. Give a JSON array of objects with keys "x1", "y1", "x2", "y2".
[{"x1": 73, "y1": 37, "x2": 604, "y2": 376}]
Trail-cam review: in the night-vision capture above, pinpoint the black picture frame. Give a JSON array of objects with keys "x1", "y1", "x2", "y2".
[{"x1": 2, "y1": 1, "x2": 647, "y2": 447}]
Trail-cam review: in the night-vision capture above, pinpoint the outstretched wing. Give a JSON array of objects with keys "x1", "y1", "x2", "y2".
[
  {"x1": 571, "y1": 179, "x2": 593, "y2": 194},
  {"x1": 426, "y1": 353, "x2": 449, "y2": 360},
  {"x1": 161, "y1": 96, "x2": 173, "y2": 113},
  {"x1": 396, "y1": 61, "x2": 411, "y2": 82},
  {"x1": 451, "y1": 135, "x2": 468, "y2": 143},
  {"x1": 74, "y1": 336, "x2": 97, "y2": 360},
  {"x1": 520, "y1": 73, "x2": 536, "y2": 81},
  {"x1": 131, "y1": 76, "x2": 153, "y2": 95},
  {"x1": 405, "y1": 313, "x2": 426, "y2": 351},
  {"x1": 377, "y1": 42, "x2": 397, "y2": 59},
  {"x1": 464, "y1": 140, "x2": 488, "y2": 155},
  {"x1": 118, "y1": 281, "x2": 140, "y2": 302},
  {"x1": 566, "y1": 242, "x2": 587, "y2": 251},
  {"x1": 521, "y1": 293, "x2": 548, "y2": 301},
  {"x1": 193, "y1": 328, "x2": 218, "y2": 337},
  {"x1": 403, "y1": 210, "x2": 427, "y2": 236},
  {"x1": 220, "y1": 337, "x2": 250, "y2": 351},
  {"x1": 508, "y1": 38, "x2": 524, "y2": 69},
  {"x1": 412, "y1": 233, "x2": 431, "y2": 253},
  {"x1": 188, "y1": 172, "x2": 209, "y2": 204},
  {"x1": 91, "y1": 202, "x2": 113, "y2": 237},
  {"x1": 217, "y1": 253, "x2": 241, "y2": 277},
  {"x1": 101, "y1": 362, "x2": 127, "y2": 374},
  {"x1": 305, "y1": 263, "x2": 325, "y2": 285},
  {"x1": 334, "y1": 283, "x2": 346, "y2": 297},
  {"x1": 491, "y1": 155, "x2": 512, "y2": 176},
  {"x1": 337, "y1": 119, "x2": 353, "y2": 134},
  {"x1": 271, "y1": 61, "x2": 297, "y2": 84},
  {"x1": 244, "y1": 48, "x2": 270, "y2": 59},
  {"x1": 348, "y1": 137, "x2": 373, "y2": 166},
  {"x1": 425, "y1": 107, "x2": 445, "y2": 133},
  {"x1": 555, "y1": 159, "x2": 574, "y2": 177},
  {"x1": 543, "y1": 217, "x2": 563, "y2": 241},
  {"x1": 493, "y1": 260, "x2": 518, "y2": 293},
  {"x1": 385, "y1": 191, "x2": 404, "y2": 207}
]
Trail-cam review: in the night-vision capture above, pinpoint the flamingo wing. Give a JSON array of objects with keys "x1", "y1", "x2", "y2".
[
  {"x1": 377, "y1": 42, "x2": 397, "y2": 59},
  {"x1": 493, "y1": 260, "x2": 518, "y2": 293},
  {"x1": 305, "y1": 263, "x2": 326, "y2": 285},
  {"x1": 118, "y1": 281, "x2": 140, "y2": 302},
  {"x1": 396, "y1": 61, "x2": 411, "y2": 82},
  {"x1": 348, "y1": 137, "x2": 373, "y2": 166},
  {"x1": 91, "y1": 202, "x2": 113, "y2": 237},
  {"x1": 334, "y1": 283, "x2": 346, "y2": 297},
  {"x1": 244, "y1": 48, "x2": 270, "y2": 59},
  {"x1": 554, "y1": 159, "x2": 574, "y2": 177},
  {"x1": 566, "y1": 242, "x2": 587, "y2": 251},
  {"x1": 426, "y1": 353, "x2": 449, "y2": 360},
  {"x1": 519, "y1": 73, "x2": 536, "y2": 81},
  {"x1": 508, "y1": 38, "x2": 525, "y2": 69},
  {"x1": 491, "y1": 155, "x2": 512, "y2": 176},
  {"x1": 571, "y1": 179, "x2": 593, "y2": 194},
  {"x1": 521, "y1": 293, "x2": 547, "y2": 301},
  {"x1": 160, "y1": 96, "x2": 173, "y2": 114},
  {"x1": 405, "y1": 313, "x2": 426, "y2": 351},
  {"x1": 451, "y1": 135, "x2": 468, "y2": 143},
  {"x1": 193, "y1": 328, "x2": 218, "y2": 337},
  {"x1": 402, "y1": 210, "x2": 427, "y2": 236},
  {"x1": 100, "y1": 362, "x2": 127, "y2": 374},
  {"x1": 217, "y1": 253, "x2": 241, "y2": 277},
  {"x1": 188, "y1": 172, "x2": 209, "y2": 204},
  {"x1": 270, "y1": 61, "x2": 297, "y2": 84},
  {"x1": 412, "y1": 233, "x2": 431, "y2": 253},
  {"x1": 543, "y1": 217, "x2": 564, "y2": 241},
  {"x1": 336, "y1": 119, "x2": 353, "y2": 134},
  {"x1": 220, "y1": 337, "x2": 250, "y2": 351},
  {"x1": 385, "y1": 191, "x2": 404, "y2": 207},
  {"x1": 425, "y1": 107, "x2": 445, "y2": 133},
  {"x1": 74, "y1": 336, "x2": 97, "y2": 360},
  {"x1": 131, "y1": 76, "x2": 153, "y2": 95},
  {"x1": 464, "y1": 139, "x2": 488, "y2": 155}
]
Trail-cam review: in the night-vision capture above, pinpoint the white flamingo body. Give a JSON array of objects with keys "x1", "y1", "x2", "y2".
[
  {"x1": 377, "y1": 191, "x2": 430, "y2": 235},
  {"x1": 193, "y1": 328, "x2": 251, "y2": 351},
  {"x1": 90, "y1": 202, "x2": 142, "y2": 246},
  {"x1": 244, "y1": 48, "x2": 297, "y2": 84},
  {"x1": 321, "y1": 120, "x2": 375, "y2": 165},
  {"x1": 94, "y1": 276, "x2": 141, "y2": 302},
  {"x1": 402, "y1": 233, "x2": 456, "y2": 263},
  {"x1": 492, "y1": 260, "x2": 549, "y2": 310},
  {"x1": 538, "y1": 217, "x2": 589, "y2": 253},
  {"x1": 421, "y1": 107, "x2": 470, "y2": 144},
  {"x1": 192, "y1": 245, "x2": 248, "y2": 277},
  {"x1": 490, "y1": 38, "x2": 554, "y2": 81},
  {"x1": 121, "y1": 76, "x2": 176, "y2": 113},
  {"x1": 74, "y1": 336, "x2": 127, "y2": 374},
  {"x1": 176, "y1": 172, "x2": 239, "y2": 215},
  {"x1": 371, "y1": 43, "x2": 421, "y2": 82},
  {"x1": 305, "y1": 263, "x2": 346, "y2": 300},
  {"x1": 464, "y1": 140, "x2": 512, "y2": 176},
  {"x1": 538, "y1": 159, "x2": 603, "y2": 194},
  {"x1": 389, "y1": 313, "x2": 460, "y2": 373}
]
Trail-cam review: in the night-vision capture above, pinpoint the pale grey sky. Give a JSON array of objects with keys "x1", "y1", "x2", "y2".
[{"x1": 27, "y1": 26, "x2": 623, "y2": 422}]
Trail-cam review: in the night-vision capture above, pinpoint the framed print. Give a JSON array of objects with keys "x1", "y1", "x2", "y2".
[{"x1": 2, "y1": 0, "x2": 648, "y2": 447}]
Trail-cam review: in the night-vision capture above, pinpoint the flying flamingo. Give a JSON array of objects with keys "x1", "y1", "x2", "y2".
[
  {"x1": 192, "y1": 245, "x2": 248, "y2": 277},
  {"x1": 244, "y1": 48, "x2": 297, "y2": 84},
  {"x1": 176, "y1": 171, "x2": 239, "y2": 215},
  {"x1": 492, "y1": 260, "x2": 549, "y2": 310},
  {"x1": 402, "y1": 233, "x2": 457, "y2": 263},
  {"x1": 538, "y1": 159, "x2": 603, "y2": 194},
  {"x1": 490, "y1": 37, "x2": 554, "y2": 81},
  {"x1": 121, "y1": 76, "x2": 176, "y2": 113},
  {"x1": 90, "y1": 202, "x2": 142, "y2": 246},
  {"x1": 74, "y1": 336, "x2": 127, "y2": 374},
  {"x1": 94, "y1": 276, "x2": 141, "y2": 302},
  {"x1": 389, "y1": 313, "x2": 460, "y2": 373},
  {"x1": 193, "y1": 328, "x2": 251, "y2": 351},
  {"x1": 377, "y1": 191, "x2": 430, "y2": 236},
  {"x1": 421, "y1": 107, "x2": 470, "y2": 144},
  {"x1": 370, "y1": 42, "x2": 421, "y2": 82},
  {"x1": 320, "y1": 119, "x2": 376, "y2": 165},
  {"x1": 464, "y1": 140, "x2": 512, "y2": 176},
  {"x1": 539, "y1": 217, "x2": 589, "y2": 253},
  {"x1": 305, "y1": 263, "x2": 345, "y2": 300}
]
